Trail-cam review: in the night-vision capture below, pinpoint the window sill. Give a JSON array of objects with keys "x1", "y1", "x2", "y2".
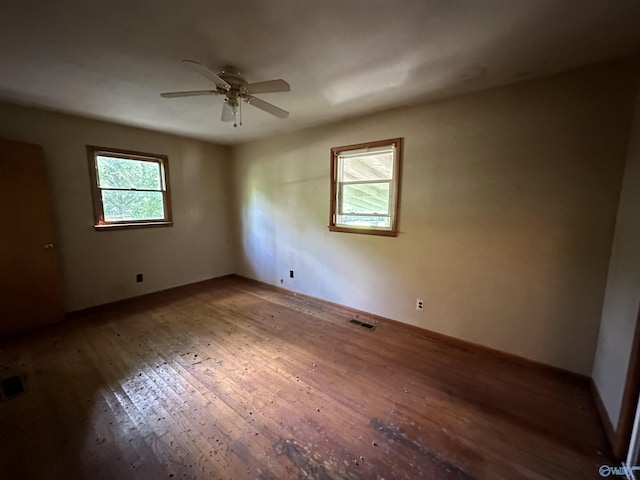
[
  {"x1": 328, "y1": 225, "x2": 398, "y2": 237},
  {"x1": 94, "y1": 221, "x2": 173, "y2": 231}
]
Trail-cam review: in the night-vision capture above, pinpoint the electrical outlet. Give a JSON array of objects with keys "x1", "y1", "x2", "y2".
[
  {"x1": 289, "y1": 270, "x2": 294, "y2": 278},
  {"x1": 416, "y1": 299, "x2": 424, "y2": 311},
  {"x1": 136, "y1": 273, "x2": 143, "y2": 283}
]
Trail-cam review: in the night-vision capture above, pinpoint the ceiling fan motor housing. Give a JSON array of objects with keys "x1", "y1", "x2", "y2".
[{"x1": 220, "y1": 66, "x2": 247, "y2": 91}]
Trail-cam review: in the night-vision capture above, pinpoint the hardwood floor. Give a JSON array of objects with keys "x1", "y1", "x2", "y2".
[{"x1": 0, "y1": 275, "x2": 613, "y2": 479}]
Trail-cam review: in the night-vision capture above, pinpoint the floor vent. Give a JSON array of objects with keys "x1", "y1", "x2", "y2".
[
  {"x1": 1, "y1": 375, "x2": 25, "y2": 401},
  {"x1": 349, "y1": 319, "x2": 376, "y2": 331}
]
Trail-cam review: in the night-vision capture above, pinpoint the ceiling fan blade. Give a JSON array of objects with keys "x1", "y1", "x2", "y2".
[
  {"x1": 182, "y1": 60, "x2": 230, "y2": 90},
  {"x1": 245, "y1": 79, "x2": 290, "y2": 94},
  {"x1": 244, "y1": 95, "x2": 289, "y2": 119},
  {"x1": 221, "y1": 100, "x2": 234, "y2": 122},
  {"x1": 160, "y1": 90, "x2": 216, "y2": 98}
]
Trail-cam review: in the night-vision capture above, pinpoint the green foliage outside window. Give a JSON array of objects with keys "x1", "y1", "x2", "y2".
[{"x1": 96, "y1": 156, "x2": 165, "y2": 222}]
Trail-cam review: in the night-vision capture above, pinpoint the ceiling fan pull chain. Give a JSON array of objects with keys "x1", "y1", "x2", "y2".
[{"x1": 233, "y1": 100, "x2": 238, "y2": 127}]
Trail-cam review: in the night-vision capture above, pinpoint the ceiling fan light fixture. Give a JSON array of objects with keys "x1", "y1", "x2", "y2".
[
  {"x1": 161, "y1": 60, "x2": 290, "y2": 127},
  {"x1": 231, "y1": 99, "x2": 241, "y2": 128}
]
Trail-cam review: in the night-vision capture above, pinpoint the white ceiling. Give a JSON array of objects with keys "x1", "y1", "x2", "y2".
[{"x1": 1, "y1": 0, "x2": 639, "y2": 145}]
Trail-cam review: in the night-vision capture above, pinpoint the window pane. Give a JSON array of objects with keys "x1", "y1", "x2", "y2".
[
  {"x1": 341, "y1": 182, "x2": 390, "y2": 215},
  {"x1": 337, "y1": 215, "x2": 391, "y2": 228},
  {"x1": 340, "y1": 149, "x2": 394, "y2": 182},
  {"x1": 101, "y1": 190, "x2": 165, "y2": 222},
  {"x1": 96, "y1": 156, "x2": 161, "y2": 190}
]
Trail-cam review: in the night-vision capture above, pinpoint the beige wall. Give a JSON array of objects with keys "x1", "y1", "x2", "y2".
[
  {"x1": 0, "y1": 102, "x2": 235, "y2": 311},
  {"x1": 231, "y1": 61, "x2": 638, "y2": 375},
  {"x1": 592, "y1": 85, "x2": 640, "y2": 427}
]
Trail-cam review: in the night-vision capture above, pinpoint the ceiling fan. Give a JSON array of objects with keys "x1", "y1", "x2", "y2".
[{"x1": 161, "y1": 60, "x2": 290, "y2": 127}]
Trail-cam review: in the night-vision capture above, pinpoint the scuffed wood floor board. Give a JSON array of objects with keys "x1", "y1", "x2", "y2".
[{"x1": 0, "y1": 276, "x2": 612, "y2": 479}]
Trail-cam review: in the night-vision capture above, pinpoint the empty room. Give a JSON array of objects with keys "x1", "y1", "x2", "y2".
[{"x1": 2, "y1": 1, "x2": 640, "y2": 479}]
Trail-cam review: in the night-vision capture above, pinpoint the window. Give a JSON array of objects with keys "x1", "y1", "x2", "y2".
[
  {"x1": 329, "y1": 138, "x2": 402, "y2": 236},
  {"x1": 86, "y1": 146, "x2": 172, "y2": 229}
]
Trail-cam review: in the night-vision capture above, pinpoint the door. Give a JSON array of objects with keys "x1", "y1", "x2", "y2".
[
  {"x1": 626, "y1": 395, "x2": 640, "y2": 477},
  {"x1": 0, "y1": 138, "x2": 63, "y2": 336}
]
